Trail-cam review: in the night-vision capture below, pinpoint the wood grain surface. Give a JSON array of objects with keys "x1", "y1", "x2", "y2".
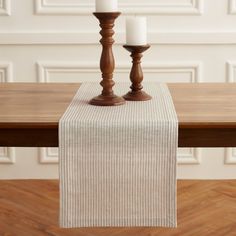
[
  {"x1": 0, "y1": 180, "x2": 235, "y2": 236},
  {"x1": 1, "y1": 83, "x2": 236, "y2": 147}
]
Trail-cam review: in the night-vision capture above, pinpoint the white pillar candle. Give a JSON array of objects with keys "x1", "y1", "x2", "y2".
[
  {"x1": 95, "y1": 0, "x2": 118, "y2": 12},
  {"x1": 126, "y1": 17, "x2": 147, "y2": 46}
]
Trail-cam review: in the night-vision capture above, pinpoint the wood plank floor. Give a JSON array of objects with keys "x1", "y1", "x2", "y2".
[{"x1": 0, "y1": 180, "x2": 236, "y2": 236}]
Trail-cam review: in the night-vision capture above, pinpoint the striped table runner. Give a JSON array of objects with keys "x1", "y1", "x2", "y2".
[{"x1": 59, "y1": 83, "x2": 178, "y2": 228}]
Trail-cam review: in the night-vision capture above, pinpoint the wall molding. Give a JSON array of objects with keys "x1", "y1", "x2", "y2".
[
  {"x1": 0, "y1": 0, "x2": 10, "y2": 16},
  {"x1": 225, "y1": 61, "x2": 236, "y2": 165},
  {"x1": 0, "y1": 62, "x2": 12, "y2": 82},
  {"x1": 225, "y1": 148, "x2": 236, "y2": 164},
  {"x1": 0, "y1": 147, "x2": 15, "y2": 164},
  {"x1": 227, "y1": 61, "x2": 236, "y2": 82},
  {"x1": 1, "y1": 32, "x2": 236, "y2": 45},
  {"x1": 35, "y1": 0, "x2": 203, "y2": 15},
  {"x1": 37, "y1": 61, "x2": 202, "y2": 83},
  {"x1": 39, "y1": 148, "x2": 58, "y2": 164},
  {"x1": 39, "y1": 149, "x2": 202, "y2": 165},
  {"x1": 229, "y1": 0, "x2": 236, "y2": 15},
  {"x1": 178, "y1": 148, "x2": 201, "y2": 164},
  {"x1": 0, "y1": 62, "x2": 14, "y2": 164}
]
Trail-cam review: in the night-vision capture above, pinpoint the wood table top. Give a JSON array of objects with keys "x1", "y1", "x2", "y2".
[{"x1": 1, "y1": 83, "x2": 236, "y2": 147}]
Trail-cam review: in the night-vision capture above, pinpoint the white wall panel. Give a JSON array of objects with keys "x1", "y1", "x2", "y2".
[
  {"x1": 227, "y1": 61, "x2": 236, "y2": 82},
  {"x1": 0, "y1": 0, "x2": 236, "y2": 179},
  {"x1": 1, "y1": 32, "x2": 236, "y2": 45},
  {"x1": 178, "y1": 148, "x2": 201, "y2": 164},
  {"x1": 226, "y1": 61, "x2": 236, "y2": 165},
  {"x1": 0, "y1": 0, "x2": 10, "y2": 16},
  {"x1": 0, "y1": 62, "x2": 12, "y2": 82},
  {"x1": 229, "y1": 0, "x2": 236, "y2": 14},
  {"x1": 0, "y1": 62, "x2": 14, "y2": 164},
  {"x1": 39, "y1": 148, "x2": 201, "y2": 165},
  {"x1": 37, "y1": 61, "x2": 201, "y2": 83},
  {"x1": 0, "y1": 147, "x2": 15, "y2": 164},
  {"x1": 225, "y1": 149, "x2": 236, "y2": 164},
  {"x1": 35, "y1": 0, "x2": 203, "y2": 15},
  {"x1": 39, "y1": 148, "x2": 59, "y2": 164},
  {"x1": 40, "y1": 147, "x2": 202, "y2": 164},
  {"x1": 1, "y1": 0, "x2": 236, "y2": 31}
]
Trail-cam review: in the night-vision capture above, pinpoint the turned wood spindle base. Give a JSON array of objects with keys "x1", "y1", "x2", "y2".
[
  {"x1": 123, "y1": 90, "x2": 152, "y2": 102},
  {"x1": 123, "y1": 45, "x2": 152, "y2": 102},
  {"x1": 89, "y1": 12, "x2": 125, "y2": 106},
  {"x1": 90, "y1": 94, "x2": 126, "y2": 106}
]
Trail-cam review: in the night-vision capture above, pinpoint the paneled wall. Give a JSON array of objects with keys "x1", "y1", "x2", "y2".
[{"x1": 0, "y1": 0, "x2": 236, "y2": 179}]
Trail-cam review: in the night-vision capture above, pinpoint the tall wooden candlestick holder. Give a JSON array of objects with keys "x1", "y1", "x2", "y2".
[
  {"x1": 123, "y1": 45, "x2": 152, "y2": 101},
  {"x1": 89, "y1": 12, "x2": 125, "y2": 106}
]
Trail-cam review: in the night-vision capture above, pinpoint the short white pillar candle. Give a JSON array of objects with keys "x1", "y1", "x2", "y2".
[
  {"x1": 126, "y1": 17, "x2": 147, "y2": 46},
  {"x1": 95, "y1": 0, "x2": 118, "y2": 12}
]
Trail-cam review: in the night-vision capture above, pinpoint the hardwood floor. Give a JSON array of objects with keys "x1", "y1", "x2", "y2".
[{"x1": 0, "y1": 180, "x2": 236, "y2": 236}]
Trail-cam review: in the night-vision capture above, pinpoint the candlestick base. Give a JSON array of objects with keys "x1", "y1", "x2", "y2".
[
  {"x1": 123, "y1": 44, "x2": 152, "y2": 102},
  {"x1": 89, "y1": 94, "x2": 125, "y2": 106},
  {"x1": 123, "y1": 90, "x2": 152, "y2": 101}
]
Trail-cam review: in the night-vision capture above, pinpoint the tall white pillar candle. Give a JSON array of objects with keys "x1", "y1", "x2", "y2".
[
  {"x1": 126, "y1": 17, "x2": 147, "y2": 46},
  {"x1": 95, "y1": 0, "x2": 118, "y2": 12}
]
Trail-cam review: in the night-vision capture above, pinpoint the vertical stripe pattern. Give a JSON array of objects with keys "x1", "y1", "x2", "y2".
[{"x1": 59, "y1": 83, "x2": 178, "y2": 228}]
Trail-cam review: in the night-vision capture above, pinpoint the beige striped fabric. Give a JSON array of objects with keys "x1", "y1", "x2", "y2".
[{"x1": 59, "y1": 83, "x2": 178, "y2": 228}]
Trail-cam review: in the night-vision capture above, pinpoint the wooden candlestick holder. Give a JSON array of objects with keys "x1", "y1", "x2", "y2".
[
  {"x1": 89, "y1": 12, "x2": 125, "y2": 106},
  {"x1": 123, "y1": 45, "x2": 152, "y2": 101}
]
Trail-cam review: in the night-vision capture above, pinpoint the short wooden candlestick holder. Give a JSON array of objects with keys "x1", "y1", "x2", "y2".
[
  {"x1": 89, "y1": 12, "x2": 125, "y2": 106},
  {"x1": 123, "y1": 45, "x2": 152, "y2": 101}
]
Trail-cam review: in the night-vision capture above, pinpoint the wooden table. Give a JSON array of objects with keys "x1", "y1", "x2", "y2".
[{"x1": 0, "y1": 83, "x2": 236, "y2": 148}]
